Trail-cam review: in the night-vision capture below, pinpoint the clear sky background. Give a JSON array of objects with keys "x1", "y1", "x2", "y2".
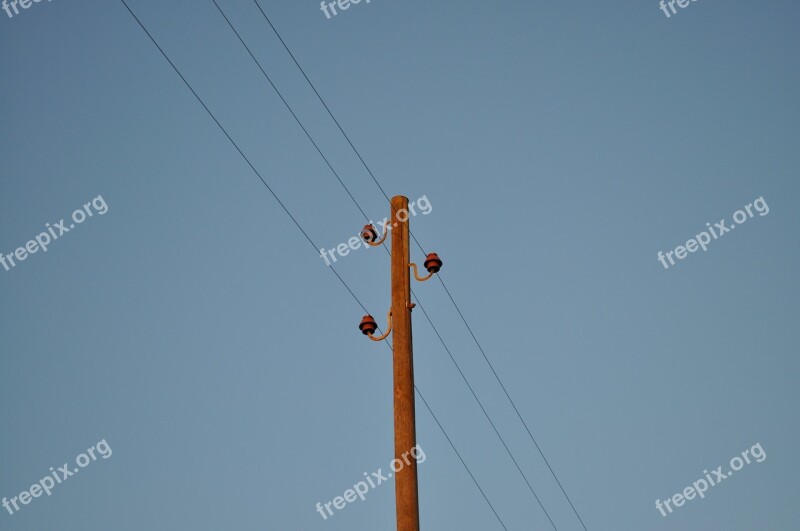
[{"x1": 1, "y1": 0, "x2": 798, "y2": 529}]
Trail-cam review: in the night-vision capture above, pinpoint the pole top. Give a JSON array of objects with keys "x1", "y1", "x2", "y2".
[{"x1": 391, "y1": 195, "x2": 409, "y2": 208}]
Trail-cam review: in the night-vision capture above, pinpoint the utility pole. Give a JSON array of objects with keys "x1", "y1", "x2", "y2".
[
  {"x1": 390, "y1": 195, "x2": 420, "y2": 531},
  {"x1": 358, "y1": 195, "x2": 442, "y2": 531}
]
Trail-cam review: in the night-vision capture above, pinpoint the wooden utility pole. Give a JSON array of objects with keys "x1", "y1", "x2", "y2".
[
  {"x1": 390, "y1": 195, "x2": 420, "y2": 531},
  {"x1": 359, "y1": 195, "x2": 441, "y2": 530}
]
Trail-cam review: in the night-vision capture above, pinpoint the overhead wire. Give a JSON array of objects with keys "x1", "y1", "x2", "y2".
[
  {"x1": 212, "y1": 2, "x2": 559, "y2": 527},
  {"x1": 247, "y1": 3, "x2": 591, "y2": 529},
  {"x1": 118, "y1": 1, "x2": 509, "y2": 528}
]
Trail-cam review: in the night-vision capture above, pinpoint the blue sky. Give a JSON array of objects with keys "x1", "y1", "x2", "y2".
[{"x1": 1, "y1": 0, "x2": 798, "y2": 529}]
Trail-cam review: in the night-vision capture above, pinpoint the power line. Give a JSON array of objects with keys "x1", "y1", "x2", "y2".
[
  {"x1": 249, "y1": 4, "x2": 590, "y2": 529},
  {"x1": 413, "y1": 379, "x2": 509, "y2": 531},
  {"x1": 249, "y1": 0, "x2": 429, "y2": 254},
  {"x1": 212, "y1": 0, "x2": 370, "y2": 223},
  {"x1": 117, "y1": 2, "x2": 508, "y2": 527},
  {"x1": 117, "y1": 0, "x2": 365, "y2": 316},
  {"x1": 213, "y1": 3, "x2": 559, "y2": 526},
  {"x1": 436, "y1": 278, "x2": 591, "y2": 531},
  {"x1": 411, "y1": 290, "x2": 557, "y2": 530}
]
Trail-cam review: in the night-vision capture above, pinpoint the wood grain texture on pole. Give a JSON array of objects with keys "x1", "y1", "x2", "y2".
[{"x1": 390, "y1": 195, "x2": 420, "y2": 531}]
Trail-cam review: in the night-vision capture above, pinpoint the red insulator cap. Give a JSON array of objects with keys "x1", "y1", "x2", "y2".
[
  {"x1": 361, "y1": 224, "x2": 379, "y2": 243},
  {"x1": 359, "y1": 315, "x2": 378, "y2": 335},
  {"x1": 423, "y1": 252, "x2": 442, "y2": 274}
]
